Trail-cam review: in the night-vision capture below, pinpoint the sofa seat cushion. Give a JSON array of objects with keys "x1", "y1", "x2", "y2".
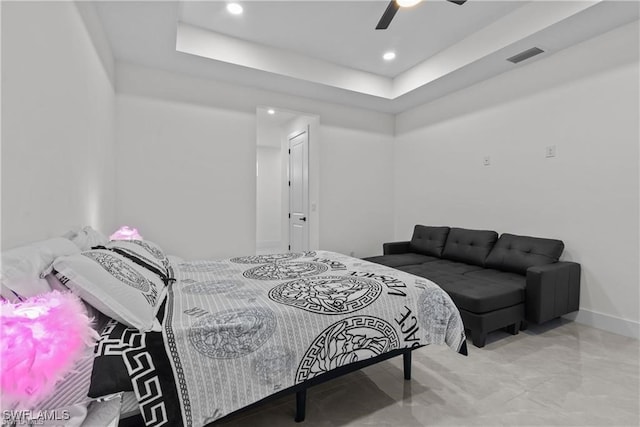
[
  {"x1": 438, "y1": 278, "x2": 525, "y2": 314},
  {"x1": 397, "y1": 259, "x2": 483, "y2": 285},
  {"x1": 397, "y1": 265, "x2": 465, "y2": 286},
  {"x1": 415, "y1": 259, "x2": 485, "y2": 275},
  {"x1": 409, "y1": 225, "x2": 450, "y2": 257},
  {"x1": 441, "y1": 228, "x2": 498, "y2": 267},
  {"x1": 363, "y1": 253, "x2": 438, "y2": 268},
  {"x1": 485, "y1": 233, "x2": 564, "y2": 275},
  {"x1": 464, "y1": 269, "x2": 526, "y2": 287}
]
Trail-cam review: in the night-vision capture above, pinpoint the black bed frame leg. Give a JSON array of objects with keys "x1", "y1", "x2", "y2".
[
  {"x1": 403, "y1": 351, "x2": 412, "y2": 380},
  {"x1": 295, "y1": 389, "x2": 306, "y2": 422}
]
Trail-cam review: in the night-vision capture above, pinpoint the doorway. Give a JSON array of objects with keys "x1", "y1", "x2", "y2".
[{"x1": 255, "y1": 107, "x2": 318, "y2": 255}]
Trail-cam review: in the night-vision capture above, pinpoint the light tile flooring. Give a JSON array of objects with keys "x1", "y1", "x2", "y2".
[{"x1": 217, "y1": 320, "x2": 639, "y2": 426}]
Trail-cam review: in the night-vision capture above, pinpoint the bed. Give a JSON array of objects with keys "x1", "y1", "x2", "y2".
[{"x1": 1, "y1": 235, "x2": 467, "y2": 427}]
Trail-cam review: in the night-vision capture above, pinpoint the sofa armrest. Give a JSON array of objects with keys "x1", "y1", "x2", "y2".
[
  {"x1": 383, "y1": 241, "x2": 411, "y2": 255},
  {"x1": 525, "y1": 261, "x2": 581, "y2": 324}
]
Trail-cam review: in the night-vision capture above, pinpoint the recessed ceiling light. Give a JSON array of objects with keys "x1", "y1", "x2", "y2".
[
  {"x1": 227, "y1": 3, "x2": 243, "y2": 15},
  {"x1": 267, "y1": 108, "x2": 275, "y2": 115},
  {"x1": 396, "y1": 0, "x2": 422, "y2": 7},
  {"x1": 383, "y1": 51, "x2": 396, "y2": 61}
]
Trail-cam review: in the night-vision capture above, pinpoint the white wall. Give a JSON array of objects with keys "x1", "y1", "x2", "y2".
[
  {"x1": 115, "y1": 64, "x2": 395, "y2": 259},
  {"x1": 116, "y1": 95, "x2": 256, "y2": 260},
  {"x1": 320, "y1": 125, "x2": 395, "y2": 257},
  {"x1": 256, "y1": 146, "x2": 282, "y2": 248},
  {"x1": 1, "y1": 1, "x2": 116, "y2": 249},
  {"x1": 394, "y1": 22, "x2": 640, "y2": 337},
  {"x1": 256, "y1": 117, "x2": 284, "y2": 149}
]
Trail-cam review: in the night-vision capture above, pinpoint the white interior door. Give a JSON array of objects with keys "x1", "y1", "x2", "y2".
[{"x1": 288, "y1": 128, "x2": 309, "y2": 252}]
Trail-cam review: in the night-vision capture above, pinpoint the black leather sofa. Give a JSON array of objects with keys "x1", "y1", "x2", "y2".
[{"x1": 364, "y1": 226, "x2": 581, "y2": 347}]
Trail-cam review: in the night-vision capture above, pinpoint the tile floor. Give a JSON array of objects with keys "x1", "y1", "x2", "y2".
[{"x1": 217, "y1": 320, "x2": 639, "y2": 426}]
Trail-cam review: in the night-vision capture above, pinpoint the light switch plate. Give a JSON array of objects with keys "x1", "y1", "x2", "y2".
[{"x1": 546, "y1": 145, "x2": 557, "y2": 158}]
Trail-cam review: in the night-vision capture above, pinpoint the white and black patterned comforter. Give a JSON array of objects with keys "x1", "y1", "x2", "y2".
[{"x1": 100, "y1": 251, "x2": 466, "y2": 426}]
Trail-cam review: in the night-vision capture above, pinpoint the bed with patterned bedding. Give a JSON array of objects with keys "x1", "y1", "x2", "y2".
[{"x1": 89, "y1": 250, "x2": 466, "y2": 426}]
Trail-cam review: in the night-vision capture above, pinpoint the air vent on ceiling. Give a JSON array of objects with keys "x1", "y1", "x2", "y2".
[{"x1": 507, "y1": 47, "x2": 545, "y2": 64}]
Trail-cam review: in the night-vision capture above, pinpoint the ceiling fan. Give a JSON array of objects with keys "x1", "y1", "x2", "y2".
[{"x1": 376, "y1": 0, "x2": 468, "y2": 30}]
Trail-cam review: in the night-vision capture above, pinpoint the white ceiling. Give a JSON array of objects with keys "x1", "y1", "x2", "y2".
[
  {"x1": 96, "y1": 1, "x2": 640, "y2": 114},
  {"x1": 179, "y1": 1, "x2": 524, "y2": 78}
]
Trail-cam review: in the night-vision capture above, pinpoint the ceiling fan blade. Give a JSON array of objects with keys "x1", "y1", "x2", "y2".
[
  {"x1": 376, "y1": 0, "x2": 466, "y2": 30},
  {"x1": 376, "y1": 1, "x2": 400, "y2": 30}
]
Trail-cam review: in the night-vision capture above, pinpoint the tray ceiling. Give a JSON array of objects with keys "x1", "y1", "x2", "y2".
[{"x1": 96, "y1": 1, "x2": 639, "y2": 113}]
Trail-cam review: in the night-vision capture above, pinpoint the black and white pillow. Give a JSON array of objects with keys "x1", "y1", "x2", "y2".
[
  {"x1": 53, "y1": 245, "x2": 169, "y2": 332},
  {"x1": 104, "y1": 239, "x2": 175, "y2": 284}
]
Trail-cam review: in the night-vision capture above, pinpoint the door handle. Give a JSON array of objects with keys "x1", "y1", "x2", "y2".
[{"x1": 300, "y1": 217, "x2": 307, "y2": 222}]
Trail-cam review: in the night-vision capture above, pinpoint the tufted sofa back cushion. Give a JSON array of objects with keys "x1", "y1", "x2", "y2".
[
  {"x1": 441, "y1": 228, "x2": 498, "y2": 267},
  {"x1": 409, "y1": 225, "x2": 450, "y2": 257},
  {"x1": 485, "y1": 233, "x2": 564, "y2": 275}
]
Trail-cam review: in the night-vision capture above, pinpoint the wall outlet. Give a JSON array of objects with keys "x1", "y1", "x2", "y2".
[
  {"x1": 483, "y1": 156, "x2": 491, "y2": 166},
  {"x1": 546, "y1": 145, "x2": 557, "y2": 158}
]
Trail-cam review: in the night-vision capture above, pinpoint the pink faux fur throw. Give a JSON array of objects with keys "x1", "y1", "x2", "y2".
[{"x1": 1, "y1": 291, "x2": 98, "y2": 409}]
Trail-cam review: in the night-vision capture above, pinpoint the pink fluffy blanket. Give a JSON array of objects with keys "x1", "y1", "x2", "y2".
[{"x1": 1, "y1": 291, "x2": 98, "y2": 409}]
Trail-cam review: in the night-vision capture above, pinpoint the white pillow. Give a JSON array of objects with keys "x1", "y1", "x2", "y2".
[
  {"x1": 70, "y1": 226, "x2": 109, "y2": 251},
  {"x1": 0, "y1": 237, "x2": 80, "y2": 301},
  {"x1": 53, "y1": 249, "x2": 167, "y2": 332}
]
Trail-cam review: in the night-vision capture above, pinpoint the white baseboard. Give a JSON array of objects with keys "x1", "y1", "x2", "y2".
[{"x1": 564, "y1": 309, "x2": 640, "y2": 340}]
